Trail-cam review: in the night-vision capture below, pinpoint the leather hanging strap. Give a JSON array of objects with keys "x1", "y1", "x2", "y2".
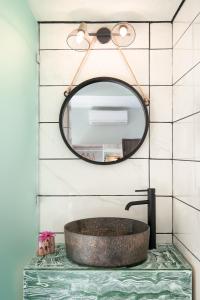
[
  {"x1": 64, "y1": 36, "x2": 97, "y2": 97},
  {"x1": 64, "y1": 34, "x2": 149, "y2": 106},
  {"x1": 115, "y1": 44, "x2": 149, "y2": 105}
]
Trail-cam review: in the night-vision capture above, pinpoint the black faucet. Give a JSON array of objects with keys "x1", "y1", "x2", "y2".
[{"x1": 125, "y1": 188, "x2": 156, "y2": 249}]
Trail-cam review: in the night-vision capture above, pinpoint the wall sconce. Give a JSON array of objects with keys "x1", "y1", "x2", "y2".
[
  {"x1": 67, "y1": 22, "x2": 91, "y2": 50},
  {"x1": 111, "y1": 22, "x2": 136, "y2": 47},
  {"x1": 66, "y1": 22, "x2": 136, "y2": 50}
]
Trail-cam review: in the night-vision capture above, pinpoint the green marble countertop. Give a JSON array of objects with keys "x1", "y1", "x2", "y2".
[{"x1": 25, "y1": 244, "x2": 191, "y2": 271}]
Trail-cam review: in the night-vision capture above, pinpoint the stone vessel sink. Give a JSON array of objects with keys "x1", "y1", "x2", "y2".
[{"x1": 64, "y1": 217, "x2": 149, "y2": 267}]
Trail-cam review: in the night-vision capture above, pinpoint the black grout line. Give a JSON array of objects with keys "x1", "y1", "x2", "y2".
[
  {"x1": 39, "y1": 84, "x2": 173, "y2": 87},
  {"x1": 39, "y1": 21, "x2": 172, "y2": 25},
  {"x1": 40, "y1": 48, "x2": 172, "y2": 51},
  {"x1": 148, "y1": 23, "x2": 151, "y2": 189},
  {"x1": 174, "y1": 196, "x2": 200, "y2": 213},
  {"x1": 39, "y1": 157, "x2": 173, "y2": 161},
  {"x1": 39, "y1": 121, "x2": 172, "y2": 124},
  {"x1": 37, "y1": 23, "x2": 41, "y2": 234},
  {"x1": 174, "y1": 235, "x2": 200, "y2": 263},
  {"x1": 173, "y1": 110, "x2": 200, "y2": 123},
  {"x1": 150, "y1": 121, "x2": 172, "y2": 124},
  {"x1": 172, "y1": 19, "x2": 174, "y2": 244},
  {"x1": 38, "y1": 194, "x2": 173, "y2": 197},
  {"x1": 173, "y1": 12, "x2": 200, "y2": 48},
  {"x1": 150, "y1": 48, "x2": 172, "y2": 51},
  {"x1": 173, "y1": 60, "x2": 200, "y2": 86},
  {"x1": 171, "y1": 0, "x2": 186, "y2": 23},
  {"x1": 39, "y1": 121, "x2": 59, "y2": 123},
  {"x1": 173, "y1": 159, "x2": 200, "y2": 162},
  {"x1": 40, "y1": 48, "x2": 150, "y2": 51}
]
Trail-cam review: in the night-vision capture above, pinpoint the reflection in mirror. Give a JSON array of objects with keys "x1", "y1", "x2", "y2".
[{"x1": 60, "y1": 78, "x2": 148, "y2": 164}]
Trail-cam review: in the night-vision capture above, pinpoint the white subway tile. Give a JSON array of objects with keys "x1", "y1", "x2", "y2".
[
  {"x1": 156, "y1": 234, "x2": 172, "y2": 244},
  {"x1": 40, "y1": 86, "x2": 66, "y2": 122},
  {"x1": 173, "y1": 161, "x2": 200, "y2": 210},
  {"x1": 173, "y1": 14, "x2": 200, "y2": 83},
  {"x1": 150, "y1": 123, "x2": 172, "y2": 159},
  {"x1": 40, "y1": 123, "x2": 76, "y2": 159},
  {"x1": 150, "y1": 50, "x2": 172, "y2": 85},
  {"x1": 150, "y1": 23, "x2": 172, "y2": 49},
  {"x1": 173, "y1": 0, "x2": 200, "y2": 44},
  {"x1": 150, "y1": 86, "x2": 172, "y2": 122},
  {"x1": 150, "y1": 160, "x2": 172, "y2": 195},
  {"x1": 174, "y1": 113, "x2": 200, "y2": 161},
  {"x1": 40, "y1": 49, "x2": 149, "y2": 86},
  {"x1": 39, "y1": 196, "x2": 172, "y2": 234},
  {"x1": 173, "y1": 63, "x2": 200, "y2": 121},
  {"x1": 39, "y1": 159, "x2": 149, "y2": 195},
  {"x1": 174, "y1": 199, "x2": 200, "y2": 261}
]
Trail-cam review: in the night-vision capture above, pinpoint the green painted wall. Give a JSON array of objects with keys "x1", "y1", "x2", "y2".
[{"x1": 0, "y1": 0, "x2": 38, "y2": 299}]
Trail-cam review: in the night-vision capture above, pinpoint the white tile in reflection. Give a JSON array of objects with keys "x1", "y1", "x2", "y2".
[
  {"x1": 150, "y1": 123, "x2": 172, "y2": 159},
  {"x1": 150, "y1": 50, "x2": 172, "y2": 85},
  {"x1": 39, "y1": 159, "x2": 149, "y2": 195},
  {"x1": 150, "y1": 23, "x2": 172, "y2": 49},
  {"x1": 173, "y1": 161, "x2": 200, "y2": 210},
  {"x1": 150, "y1": 86, "x2": 172, "y2": 122},
  {"x1": 150, "y1": 160, "x2": 172, "y2": 195},
  {"x1": 173, "y1": 199, "x2": 200, "y2": 261}
]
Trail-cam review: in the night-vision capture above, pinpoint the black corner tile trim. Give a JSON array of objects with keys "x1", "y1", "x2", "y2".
[{"x1": 171, "y1": 0, "x2": 186, "y2": 23}]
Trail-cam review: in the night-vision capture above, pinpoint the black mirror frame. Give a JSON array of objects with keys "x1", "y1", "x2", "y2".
[{"x1": 59, "y1": 77, "x2": 149, "y2": 165}]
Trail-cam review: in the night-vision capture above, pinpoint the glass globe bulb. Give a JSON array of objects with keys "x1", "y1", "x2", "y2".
[
  {"x1": 76, "y1": 30, "x2": 85, "y2": 44},
  {"x1": 119, "y1": 26, "x2": 128, "y2": 37}
]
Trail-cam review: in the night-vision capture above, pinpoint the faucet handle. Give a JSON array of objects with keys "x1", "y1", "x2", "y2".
[{"x1": 135, "y1": 189, "x2": 148, "y2": 192}]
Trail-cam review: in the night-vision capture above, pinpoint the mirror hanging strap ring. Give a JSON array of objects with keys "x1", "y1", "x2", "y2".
[
  {"x1": 64, "y1": 36, "x2": 97, "y2": 97},
  {"x1": 115, "y1": 43, "x2": 149, "y2": 106}
]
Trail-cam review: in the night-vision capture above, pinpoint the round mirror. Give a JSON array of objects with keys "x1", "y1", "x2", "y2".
[{"x1": 59, "y1": 77, "x2": 149, "y2": 165}]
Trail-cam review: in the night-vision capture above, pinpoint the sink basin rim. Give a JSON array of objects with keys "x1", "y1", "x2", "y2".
[{"x1": 64, "y1": 217, "x2": 149, "y2": 238}]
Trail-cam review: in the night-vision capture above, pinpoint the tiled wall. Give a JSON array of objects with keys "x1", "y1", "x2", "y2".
[
  {"x1": 39, "y1": 22, "x2": 173, "y2": 244},
  {"x1": 173, "y1": 0, "x2": 200, "y2": 299}
]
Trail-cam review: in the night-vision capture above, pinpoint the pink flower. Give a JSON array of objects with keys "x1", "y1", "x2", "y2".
[{"x1": 39, "y1": 231, "x2": 56, "y2": 242}]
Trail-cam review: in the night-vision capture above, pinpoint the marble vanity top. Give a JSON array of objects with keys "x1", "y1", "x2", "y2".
[
  {"x1": 25, "y1": 244, "x2": 191, "y2": 271},
  {"x1": 24, "y1": 244, "x2": 192, "y2": 299}
]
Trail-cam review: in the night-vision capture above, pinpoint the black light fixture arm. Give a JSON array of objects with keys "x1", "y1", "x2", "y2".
[{"x1": 125, "y1": 188, "x2": 156, "y2": 249}]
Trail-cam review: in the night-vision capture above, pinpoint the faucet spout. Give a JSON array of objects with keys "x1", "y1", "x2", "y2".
[{"x1": 125, "y1": 200, "x2": 148, "y2": 210}]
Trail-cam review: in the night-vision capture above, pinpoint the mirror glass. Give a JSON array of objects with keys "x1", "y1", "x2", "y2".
[{"x1": 60, "y1": 78, "x2": 148, "y2": 164}]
